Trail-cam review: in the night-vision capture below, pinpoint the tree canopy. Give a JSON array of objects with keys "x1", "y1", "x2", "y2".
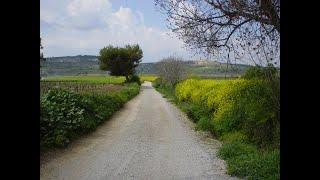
[{"x1": 99, "y1": 44, "x2": 143, "y2": 81}]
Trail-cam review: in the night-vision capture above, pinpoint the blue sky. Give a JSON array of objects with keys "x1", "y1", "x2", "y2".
[{"x1": 40, "y1": 0, "x2": 202, "y2": 63}]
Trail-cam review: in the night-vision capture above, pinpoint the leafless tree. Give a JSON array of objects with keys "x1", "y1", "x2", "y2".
[
  {"x1": 155, "y1": 0, "x2": 280, "y2": 67},
  {"x1": 155, "y1": 56, "x2": 187, "y2": 85}
]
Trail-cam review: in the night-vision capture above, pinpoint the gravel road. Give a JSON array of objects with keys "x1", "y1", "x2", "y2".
[{"x1": 40, "y1": 81, "x2": 237, "y2": 180}]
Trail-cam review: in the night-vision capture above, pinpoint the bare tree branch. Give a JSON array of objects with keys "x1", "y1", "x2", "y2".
[{"x1": 155, "y1": 0, "x2": 280, "y2": 66}]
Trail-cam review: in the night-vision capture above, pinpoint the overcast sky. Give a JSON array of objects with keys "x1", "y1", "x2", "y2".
[{"x1": 40, "y1": 0, "x2": 204, "y2": 63}]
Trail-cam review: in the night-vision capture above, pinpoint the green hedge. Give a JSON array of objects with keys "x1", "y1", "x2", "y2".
[{"x1": 40, "y1": 83, "x2": 140, "y2": 149}]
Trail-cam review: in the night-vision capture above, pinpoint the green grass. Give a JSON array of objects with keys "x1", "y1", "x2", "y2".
[
  {"x1": 220, "y1": 131, "x2": 248, "y2": 143},
  {"x1": 153, "y1": 84, "x2": 176, "y2": 102},
  {"x1": 218, "y1": 141, "x2": 258, "y2": 160},
  {"x1": 42, "y1": 75, "x2": 126, "y2": 84},
  {"x1": 195, "y1": 116, "x2": 215, "y2": 132},
  {"x1": 224, "y1": 147, "x2": 280, "y2": 180}
]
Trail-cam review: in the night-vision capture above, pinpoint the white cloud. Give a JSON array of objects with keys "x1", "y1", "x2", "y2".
[
  {"x1": 106, "y1": 6, "x2": 137, "y2": 31},
  {"x1": 67, "y1": 0, "x2": 111, "y2": 16},
  {"x1": 136, "y1": 10, "x2": 144, "y2": 24},
  {"x1": 41, "y1": 0, "x2": 198, "y2": 62}
]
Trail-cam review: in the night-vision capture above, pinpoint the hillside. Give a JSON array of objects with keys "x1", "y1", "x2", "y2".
[
  {"x1": 45, "y1": 55, "x2": 99, "y2": 62},
  {"x1": 41, "y1": 55, "x2": 105, "y2": 76},
  {"x1": 41, "y1": 55, "x2": 252, "y2": 77}
]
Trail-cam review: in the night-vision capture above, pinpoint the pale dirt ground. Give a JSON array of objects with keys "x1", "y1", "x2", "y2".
[{"x1": 40, "y1": 81, "x2": 238, "y2": 180}]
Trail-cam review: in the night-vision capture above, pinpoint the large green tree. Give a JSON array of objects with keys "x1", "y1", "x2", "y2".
[{"x1": 99, "y1": 44, "x2": 143, "y2": 81}]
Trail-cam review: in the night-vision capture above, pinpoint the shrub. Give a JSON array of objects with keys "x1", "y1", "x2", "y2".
[
  {"x1": 40, "y1": 89, "x2": 86, "y2": 147},
  {"x1": 175, "y1": 78, "x2": 279, "y2": 147},
  {"x1": 126, "y1": 74, "x2": 141, "y2": 85},
  {"x1": 175, "y1": 79, "x2": 198, "y2": 101},
  {"x1": 152, "y1": 77, "x2": 161, "y2": 88},
  {"x1": 40, "y1": 83, "x2": 140, "y2": 149},
  {"x1": 242, "y1": 65, "x2": 278, "y2": 80},
  {"x1": 80, "y1": 93, "x2": 121, "y2": 130}
]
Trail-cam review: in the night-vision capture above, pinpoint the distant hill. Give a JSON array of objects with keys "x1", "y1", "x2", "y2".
[
  {"x1": 41, "y1": 55, "x2": 105, "y2": 76},
  {"x1": 136, "y1": 60, "x2": 252, "y2": 77},
  {"x1": 41, "y1": 55, "x2": 252, "y2": 77},
  {"x1": 135, "y1": 63, "x2": 157, "y2": 75},
  {"x1": 45, "y1": 55, "x2": 99, "y2": 62},
  {"x1": 186, "y1": 60, "x2": 252, "y2": 77}
]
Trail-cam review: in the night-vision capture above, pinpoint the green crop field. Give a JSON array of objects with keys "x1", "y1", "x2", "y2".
[
  {"x1": 139, "y1": 75, "x2": 158, "y2": 82},
  {"x1": 42, "y1": 75, "x2": 126, "y2": 84}
]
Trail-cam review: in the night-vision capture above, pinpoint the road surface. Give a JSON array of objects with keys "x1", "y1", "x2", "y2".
[{"x1": 40, "y1": 81, "x2": 237, "y2": 180}]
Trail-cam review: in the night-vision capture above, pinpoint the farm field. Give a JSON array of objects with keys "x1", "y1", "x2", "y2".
[
  {"x1": 42, "y1": 75, "x2": 158, "y2": 83},
  {"x1": 41, "y1": 75, "x2": 157, "y2": 94},
  {"x1": 139, "y1": 74, "x2": 158, "y2": 82},
  {"x1": 42, "y1": 75, "x2": 126, "y2": 84}
]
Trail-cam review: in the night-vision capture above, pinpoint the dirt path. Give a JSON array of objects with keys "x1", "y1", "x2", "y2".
[{"x1": 40, "y1": 81, "x2": 237, "y2": 180}]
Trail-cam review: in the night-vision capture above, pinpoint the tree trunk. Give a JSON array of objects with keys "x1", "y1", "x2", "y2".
[{"x1": 125, "y1": 75, "x2": 129, "y2": 82}]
